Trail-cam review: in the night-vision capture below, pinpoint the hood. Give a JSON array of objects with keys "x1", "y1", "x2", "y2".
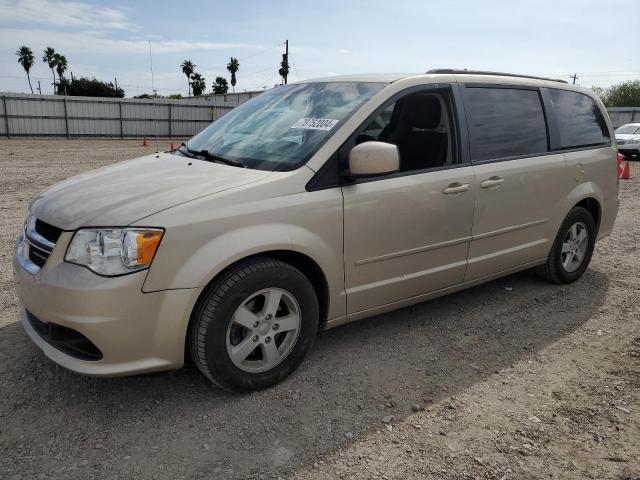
[
  {"x1": 31, "y1": 152, "x2": 271, "y2": 230},
  {"x1": 615, "y1": 134, "x2": 639, "y2": 141}
]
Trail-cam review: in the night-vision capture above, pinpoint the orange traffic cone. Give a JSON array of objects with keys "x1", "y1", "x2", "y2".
[
  {"x1": 621, "y1": 160, "x2": 632, "y2": 180},
  {"x1": 142, "y1": 136, "x2": 148, "y2": 146},
  {"x1": 617, "y1": 153, "x2": 624, "y2": 178}
]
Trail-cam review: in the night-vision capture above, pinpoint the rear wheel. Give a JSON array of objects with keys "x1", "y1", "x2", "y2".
[
  {"x1": 189, "y1": 258, "x2": 319, "y2": 392},
  {"x1": 534, "y1": 207, "x2": 596, "y2": 284}
]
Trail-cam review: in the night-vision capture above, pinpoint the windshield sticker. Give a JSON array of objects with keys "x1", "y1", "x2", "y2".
[{"x1": 291, "y1": 118, "x2": 339, "y2": 131}]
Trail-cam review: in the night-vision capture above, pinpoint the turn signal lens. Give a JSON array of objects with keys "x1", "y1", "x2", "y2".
[{"x1": 65, "y1": 227, "x2": 164, "y2": 276}]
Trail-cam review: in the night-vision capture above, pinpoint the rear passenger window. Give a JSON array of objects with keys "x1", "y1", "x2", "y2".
[
  {"x1": 548, "y1": 89, "x2": 610, "y2": 149},
  {"x1": 464, "y1": 87, "x2": 548, "y2": 162}
]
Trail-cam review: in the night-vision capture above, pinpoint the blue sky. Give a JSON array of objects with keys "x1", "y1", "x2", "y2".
[{"x1": 1, "y1": 0, "x2": 638, "y2": 97}]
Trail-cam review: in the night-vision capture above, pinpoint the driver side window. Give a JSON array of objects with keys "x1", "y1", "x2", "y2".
[{"x1": 355, "y1": 88, "x2": 456, "y2": 173}]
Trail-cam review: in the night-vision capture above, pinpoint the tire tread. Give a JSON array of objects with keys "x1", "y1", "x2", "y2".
[
  {"x1": 188, "y1": 258, "x2": 304, "y2": 392},
  {"x1": 534, "y1": 206, "x2": 595, "y2": 284}
]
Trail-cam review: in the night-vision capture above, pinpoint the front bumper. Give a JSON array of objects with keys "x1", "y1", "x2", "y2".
[
  {"x1": 13, "y1": 231, "x2": 202, "y2": 377},
  {"x1": 617, "y1": 142, "x2": 640, "y2": 153}
]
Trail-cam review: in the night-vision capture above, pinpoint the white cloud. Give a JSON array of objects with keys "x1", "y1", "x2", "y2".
[
  {"x1": 0, "y1": 0, "x2": 137, "y2": 30},
  {"x1": 0, "y1": 28, "x2": 257, "y2": 55}
]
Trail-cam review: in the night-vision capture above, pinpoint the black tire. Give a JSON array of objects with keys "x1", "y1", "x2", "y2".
[
  {"x1": 534, "y1": 207, "x2": 596, "y2": 284},
  {"x1": 189, "y1": 257, "x2": 319, "y2": 392}
]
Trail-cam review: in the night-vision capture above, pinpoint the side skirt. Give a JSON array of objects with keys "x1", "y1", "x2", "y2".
[{"x1": 325, "y1": 258, "x2": 546, "y2": 329}]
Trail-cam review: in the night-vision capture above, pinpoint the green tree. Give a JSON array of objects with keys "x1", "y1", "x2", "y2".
[
  {"x1": 227, "y1": 57, "x2": 240, "y2": 93},
  {"x1": 42, "y1": 47, "x2": 57, "y2": 93},
  {"x1": 181, "y1": 60, "x2": 195, "y2": 96},
  {"x1": 53, "y1": 53, "x2": 68, "y2": 84},
  {"x1": 595, "y1": 80, "x2": 640, "y2": 107},
  {"x1": 213, "y1": 76, "x2": 228, "y2": 94},
  {"x1": 57, "y1": 77, "x2": 124, "y2": 97},
  {"x1": 191, "y1": 73, "x2": 206, "y2": 96},
  {"x1": 16, "y1": 45, "x2": 35, "y2": 94}
]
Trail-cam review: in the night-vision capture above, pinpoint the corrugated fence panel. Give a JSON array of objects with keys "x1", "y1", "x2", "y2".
[
  {"x1": 3, "y1": 92, "x2": 639, "y2": 138},
  {"x1": 608, "y1": 108, "x2": 640, "y2": 129},
  {"x1": 0, "y1": 96, "x2": 6, "y2": 136},
  {"x1": 0, "y1": 92, "x2": 259, "y2": 137}
]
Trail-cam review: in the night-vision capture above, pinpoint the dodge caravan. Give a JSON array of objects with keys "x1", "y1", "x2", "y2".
[{"x1": 14, "y1": 70, "x2": 619, "y2": 392}]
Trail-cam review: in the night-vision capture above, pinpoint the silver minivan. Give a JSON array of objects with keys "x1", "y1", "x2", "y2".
[{"x1": 14, "y1": 70, "x2": 619, "y2": 391}]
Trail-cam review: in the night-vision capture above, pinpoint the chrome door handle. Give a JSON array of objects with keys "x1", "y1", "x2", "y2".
[
  {"x1": 480, "y1": 177, "x2": 504, "y2": 188},
  {"x1": 442, "y1": 183, "x2": 471, "y2": 194}
]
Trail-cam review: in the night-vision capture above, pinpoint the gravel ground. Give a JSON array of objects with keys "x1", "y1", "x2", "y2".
[{"x1": 0, "y1": 139, "x2": 638, "y2": 480}]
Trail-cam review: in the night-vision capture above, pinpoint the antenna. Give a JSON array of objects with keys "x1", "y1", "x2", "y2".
[{"x1": 148, "y1": 40, "x2": 159, "y2": 150}]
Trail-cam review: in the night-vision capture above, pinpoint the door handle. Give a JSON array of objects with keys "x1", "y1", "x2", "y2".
[
  {"x1": 442, "y1": 183, "x2": 471, "y2": 194},
  {"x1": 480, "y1": 177, "x2": 505, "y2": 188}
]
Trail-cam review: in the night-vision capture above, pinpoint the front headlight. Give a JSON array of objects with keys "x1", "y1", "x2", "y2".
[{"x1": 65, "y1": 228, "x2": 164, "y2": 276}]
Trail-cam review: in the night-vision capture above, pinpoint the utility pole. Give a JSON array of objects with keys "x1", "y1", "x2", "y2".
[
  {"x1": 37, "y1": 80, "x2": 41, "y2": 95},
  {"x1": 279, "y1": 40, "x2": 289, "y2": 85},
  {"x1": 149, "y1": 40, "x2": 156, "y2": 97},
  {"x1": 114, "y1": 77, "x2": 118, "y2": 91},
  {"x1": 570, "y1": 73, "x2": 579, "y2": 85}
]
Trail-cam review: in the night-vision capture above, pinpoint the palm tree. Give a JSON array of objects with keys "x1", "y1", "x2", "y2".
[
  {"x1": 191, "y1": 73, "x2": 206, "y2": 96},
  {"x1": 181, "y1": 60, "x2": 195, "y2": 96},
  {"x1": 42, "y1": 47, "x2": 57, "y2": 93},
  {"x1": 226, "y1": 57, "x2": 240, "y2": 93},
  {"x1": 53, "y1": 53, "x2": 68, "y2": 84},
  {"x1": 16, "y1": 46, "x2": 35, "y2": 94},
  {"x1": 213, "y1": 76, "x2": 229, "y2": 94}
]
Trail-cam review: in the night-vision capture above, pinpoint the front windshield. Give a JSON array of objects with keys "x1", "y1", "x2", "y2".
[
  {"x1": 616, "y1": 125, "x2": 640, "y2": 135},
  {"x1": 186, "y1": 82, "x2": 386, "y2": 171}
]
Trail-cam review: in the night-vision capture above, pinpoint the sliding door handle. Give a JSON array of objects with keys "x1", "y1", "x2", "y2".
[
  {"x1": 442, "y1": 183, "x2": 471, "y2": 194},
  {"x1": 480, "y1": 177, "x2": 504, "y2": 188}
]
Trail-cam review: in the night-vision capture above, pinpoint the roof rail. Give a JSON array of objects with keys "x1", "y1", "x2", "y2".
[{"x1": 426, "y1": 69, "x2": 568, "y2": 84}]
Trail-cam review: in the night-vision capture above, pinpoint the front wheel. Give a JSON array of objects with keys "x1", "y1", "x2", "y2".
[
  {"x1": 189, "y1": 258, "x2": 319, "y2": 392},
  {"x1": 534, "y1": 206, "x2": 596, "y2": 284}
]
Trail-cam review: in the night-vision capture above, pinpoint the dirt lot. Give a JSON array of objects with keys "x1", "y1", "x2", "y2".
[{"x1": 0, "y1": 139, "x2": 638, "y2": 480}]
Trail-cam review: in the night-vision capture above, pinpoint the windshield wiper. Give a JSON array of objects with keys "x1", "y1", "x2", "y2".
[
  {"x1": 176, "y1": 142, "x2": 196, "y2": 158},
  {"x1": 186, "y1": 146, "x2": 246, "y2": 168}
]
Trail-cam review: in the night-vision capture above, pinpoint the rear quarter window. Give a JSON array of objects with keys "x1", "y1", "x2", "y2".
[
  {"x1": 548, "y1": 89, "x2": 610, "y2": 149},
  {"x1": 463, "y1": 87, "x2": 548, "y2": 162}
]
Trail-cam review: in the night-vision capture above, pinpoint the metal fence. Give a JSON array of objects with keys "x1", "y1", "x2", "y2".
[
  {"x1": 1, "y1": 91, "x2": 639, "y2": 138},
  {"x1": 0, "y1": 91, "x2": 262, "y2": 138},
  {"x1": 607, "y1": 107, "x2": 640, "y2": 129}
]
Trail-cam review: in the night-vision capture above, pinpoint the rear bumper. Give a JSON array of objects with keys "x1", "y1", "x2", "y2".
[
  {"x1": 597, "y1": 195, "x2": 620, "y2": 241},
  {"x1": 13, "y1": 233, "x2": 202, "y2": 377}
]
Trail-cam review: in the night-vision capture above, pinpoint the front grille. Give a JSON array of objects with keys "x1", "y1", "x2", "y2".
[
  {"x1": 24, "y1": 217, "x2": 62, "y2": 270},
  {"x1": 35, "y1": 219, "x2": 62, "y2": 244},
  {"x1": 26, "y1": 310, "x2": 103, "y2": 361},
  {"x1": 28, "y1": 245, "x2": 49, "y2": 267}
]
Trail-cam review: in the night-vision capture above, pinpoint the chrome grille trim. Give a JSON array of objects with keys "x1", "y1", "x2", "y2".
[
  {"x1": 17, "y1": 216, "x2": 62, "y2": 274},
  {"x1": 25, "y1": 216, "x2": 56, "y2": 251}
]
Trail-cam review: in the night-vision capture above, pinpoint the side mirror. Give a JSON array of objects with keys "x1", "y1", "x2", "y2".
[{"x1": 346, "y1": 141, "x2": 400, "y2": 178}]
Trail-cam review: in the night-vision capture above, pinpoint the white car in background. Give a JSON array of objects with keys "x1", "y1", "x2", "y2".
[{"x1": 615, "y1": 123, "x2": 640, "y2": 158}]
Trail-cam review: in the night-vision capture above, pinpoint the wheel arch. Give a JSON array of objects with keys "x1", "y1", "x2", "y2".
[
  {"x1": 574, "y1": 197, "x2": 602, "y2": 233},
  {"x1": 186, "y1": 249, "x2": 331, "y2": 357},
  {"x1": 560, "y1": 182, "x2": 604, "y2": 236}
]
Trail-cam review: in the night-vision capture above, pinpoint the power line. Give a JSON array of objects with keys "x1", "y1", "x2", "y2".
[
  {"x1": 237, "y1": 42, "x2": 286, "y2": 62},
  {"x1": 241, "y1": 65, "x2": 276, "y2": 77},
  {"x1": 289, "y1": 53, "x2": 300, "y2": 81}
]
